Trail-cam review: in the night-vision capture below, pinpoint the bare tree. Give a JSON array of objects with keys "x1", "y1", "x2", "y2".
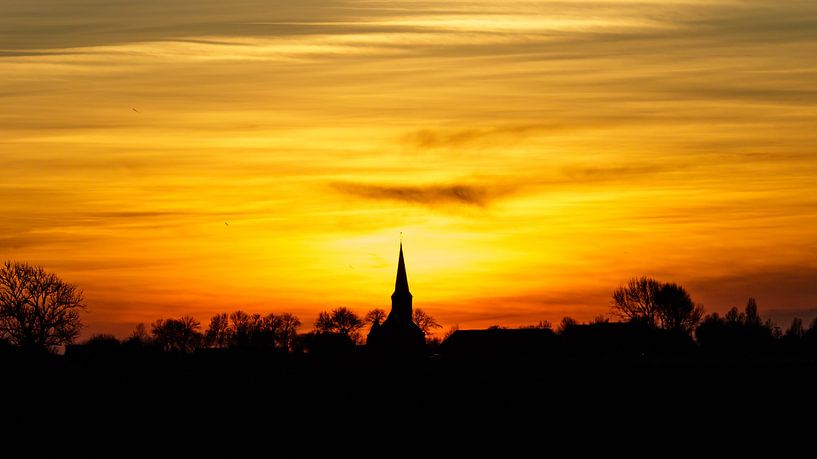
[
  {"x1": 204, "y1": 313, "x2": 231, "y2": 348},
  {"x1": 655, "y1": 282, "x2": 704, "y2": 333},
  {"x1": 784, "y1": 317, "x2": 806, "y2": 341},
  {"x1": 611, "y1": 277, "x2": 661, "y2": 325},
  {"x1": 209, "y1": 310, "x2": 302, "y2": 350},
  {"x1": 315, "y1": 307, "x2": 364, "y2": 337},
  {"x1": 229, "y1": 310, "x2": 260, "y2": 347},
  {"x1": 85, "y1": 334, "x2": 120, "y2": 352},
  {"x1": 556, "y1": 317, "x2": 578, "y2": 334},
  {"x1": 130, "y1": 323, "x2": 149, "y2": 341},
  {"x1": 786, "y1": 317, "x2": 804, "y2": 339},
  {"x1": 0, "y1": 261, "x2": 86, "y2": 351},
  {"x1": 612, "y1": 277, "x2": 703, "y2": 333},
  {"x1": 259, "y1": 312, "x2": 302, "y2": 350},
  {"x1": 745, "y1": 297, "x2": 761, "y2": 327},
  {"x1": 272, "y1": 312, "x2": 301, "y2": 351},
  {"x1": 537, "y1": 320, "x2": 553, "y2": 330},
  {"x1": 413, "y1": 308, "x2": 442, "y2": 337},
  {"x1": 365, "y1": 308, "x2": 387, "y2": 327},
  {"x1": 124, "y1": 323, "x2": 152, "y2": 348},
  {"x1": 151, "y1": 316, "x2": 202, "y2": 352}
]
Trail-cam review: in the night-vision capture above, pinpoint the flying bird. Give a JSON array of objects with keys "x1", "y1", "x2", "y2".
[
  {"x1": 225, "y1": 222, "x2": 229, "y2": 226},
  {"x1": 132, "y1": 108, "x2": 139, "y2": 113}
]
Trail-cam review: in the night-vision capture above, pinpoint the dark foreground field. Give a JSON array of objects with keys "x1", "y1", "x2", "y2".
[{"x1": 5, "y1": 350, "x2": 816, "y2": 432}]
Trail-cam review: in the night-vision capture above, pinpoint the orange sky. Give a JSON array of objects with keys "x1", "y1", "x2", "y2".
[{"x1": 2, "y1": 0, "x2": 817, "y2": 338}]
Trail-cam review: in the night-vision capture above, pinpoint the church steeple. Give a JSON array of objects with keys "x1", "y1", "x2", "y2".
[
  {"x1": 367, "y1": 239, "x2": 426, "y2": 353},
  {"x1": 393, "y1": 243, "x2": 411, "y2": 296},
  {"x1": 389, "y1": 241, "x2": 413, "y2": 324}
]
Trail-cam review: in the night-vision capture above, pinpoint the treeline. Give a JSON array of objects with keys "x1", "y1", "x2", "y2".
[
  {"x1": 78, "y1": 306, "x2": 442, "y2": 355},
  {"x1": 69, "y1": 294, "x2": 817, "y2": 363},
  {"x1": 606, "y1": 277, "x2": 817, "y2": 357},
  {"x1": 696, "y1": 299, "x2": 817, "y2": 360},
  {"x1": 150, "y1": 311, "x2": 301, "y2": 352},
  {"x1": 114, "y1": 310, "x2": 309, "y2": 353},
  {"x1": 533, "y1": 278, "x2": 817, "y2": 362},
  {"x1": 3, "y1": 260, "x2": 817, "y2": 363},
  {"x1": 0, "y1": 261, "x2": 443, "y2": 354}
]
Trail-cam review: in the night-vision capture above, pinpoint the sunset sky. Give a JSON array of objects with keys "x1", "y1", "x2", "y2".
[{"x1": 3, "y1": 0, "x2": 817, "y2": 338}]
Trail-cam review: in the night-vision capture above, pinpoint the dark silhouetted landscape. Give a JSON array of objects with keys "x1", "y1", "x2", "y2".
[
  {"x1": 5, "y1": 1, "x2": 817, "y2": 438},
  {"x1": 4, "y1": 248, "x2": 817, "y2": 429}
]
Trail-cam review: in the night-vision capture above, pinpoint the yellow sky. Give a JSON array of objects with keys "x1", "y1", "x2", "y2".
[{"x1": 2, "y1": 0, "x2": 817, "y2": 337}]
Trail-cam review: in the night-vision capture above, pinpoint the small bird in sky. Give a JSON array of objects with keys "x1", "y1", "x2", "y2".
[
  {"x1": 132, "y1": 108, "x2": 139, "y2": 113},
  {"x1": 225, "y1": 222, "x2": 229, "y2": 227}
]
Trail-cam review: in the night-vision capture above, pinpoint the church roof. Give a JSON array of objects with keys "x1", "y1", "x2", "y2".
[{"x1": 393, "y1": 243, "x2": 411, "y2": 296}]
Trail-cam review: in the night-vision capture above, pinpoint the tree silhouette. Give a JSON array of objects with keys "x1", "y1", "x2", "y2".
[
  {"x1": 805, "y1": 317, "x2": 817, "y2": 353},
  {"x1": 218, "y1": 310, "x2": 302, "y2": 350},
  {"x1": 229, "y1": 310, "x2": 257, "y2": 347},
  {"x1": 786, "y1": 317, "x2": 805, "y2": 340},
  {"x1": 611, "y1": 277, "x2": 661, "y2": 326},
  {"x1": 781, "y1": 317, "x2": 806, "y2": 356},
  {"x1": 151, "y1": 316, "x2": 202, "y2": 352},
  {"x1": 695, "y1": 298, "x2": 777, "y2": 359},
  {"x1": 123, "y1": 323, "x2": 150, "y2": 347},
  {"x1": 519, "y1": 320, "x2": 553, "y2": 330},
  {"x1": 557, "y1": 317, "x2": 578, "y2": 334},
  {"x1": 86, "y1": 334, "x2": 120, "y2": 347},
  {"x1": 83, "y1": 334, "x2": 121, "y2": 354},
  {"x1": 0, "y1": 261, "x2": 86, "y2": 351},
  {"x1": 365, "y1": 308, "x2": 387, "y2": 327},
  {"x1": 612, "y1": 277, "x2": 702, "y2": 333},
  {"x1": 745, "y1": 297, "x2": 761, "y2": 327},
  {"x1": 413, "y1": 308, "x2": 442, "y2": 336},
  {"x1": 266, "y1": 312, "x2": 301, "y2": 351},
  {"x1": 204, "y1": 313, "x2": 231, "y2": 348},
  {"x1": 315, "y1": 307, "x2": 364, "y2": 338},
  {"x1": 724, "y1": 306, "x2": 742, "y2": 324},
  {"x1": 655, "y1": 283, "x2": 704, "y2": 333}
]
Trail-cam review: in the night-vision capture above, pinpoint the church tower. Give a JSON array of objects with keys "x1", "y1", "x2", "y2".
[
  {"x1": 367, "y1": 242, "x2": 426, "y2": 354},
  {"x1": 388, "y1": 243, "x2": 413, "y2": 324}
]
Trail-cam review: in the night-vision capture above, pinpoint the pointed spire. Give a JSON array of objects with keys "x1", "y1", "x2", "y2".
[{"x1": 394, "y1": 242, "x2": 410, "y2": 295}]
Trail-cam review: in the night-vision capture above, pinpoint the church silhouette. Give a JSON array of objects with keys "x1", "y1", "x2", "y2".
[{"x1": 367, "y1": 243, "x2": 426, "y2": 354}]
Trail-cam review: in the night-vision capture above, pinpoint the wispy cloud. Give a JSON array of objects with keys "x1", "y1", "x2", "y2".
[
  {"x1": 332, "y1": 181, "x2": 517, "y2": 207},
  {"x1": 402, "y1": 125, "x2": 557, "y2": 149}
]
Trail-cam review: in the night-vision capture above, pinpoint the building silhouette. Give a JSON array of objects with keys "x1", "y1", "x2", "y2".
[
  {"x1": 367, "y1": 243, "x2": 426, "y2": 354},
  {"x1": 441, "y1": 328, "x2": 558, "y2": 360}
]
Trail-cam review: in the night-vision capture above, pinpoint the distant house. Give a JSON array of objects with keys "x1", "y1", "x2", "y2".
[{"x1": 440, "y1": 328, "x2": 559, "y2": 359}]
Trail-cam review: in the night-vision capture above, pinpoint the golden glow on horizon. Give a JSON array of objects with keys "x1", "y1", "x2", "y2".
[{"x1": 2, "y1": 0, "x2": 817, "y2": 336}]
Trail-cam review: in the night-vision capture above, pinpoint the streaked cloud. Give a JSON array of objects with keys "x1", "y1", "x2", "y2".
[
  {"x1": 332, "y1": 181, "x2": 517, "y2": 207},
  {"x1": 402, "y1": 125, "x2": 555, "y2": 149}
]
